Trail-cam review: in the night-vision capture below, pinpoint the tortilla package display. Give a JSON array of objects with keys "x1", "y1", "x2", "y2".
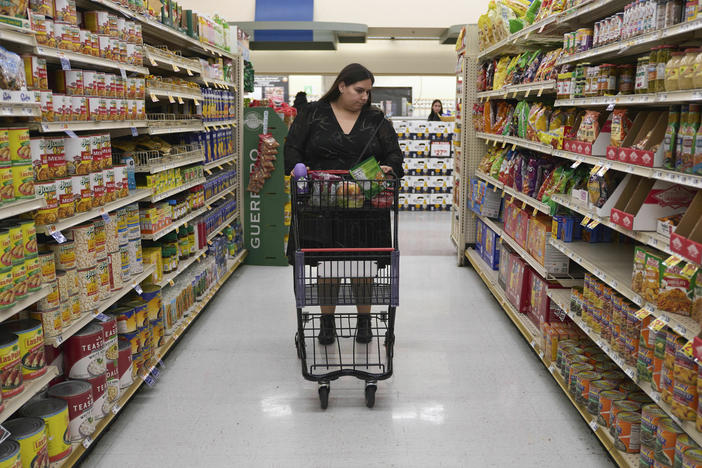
[{"x1": 246, "y1": 134, "x2": 279, "y2": 194}]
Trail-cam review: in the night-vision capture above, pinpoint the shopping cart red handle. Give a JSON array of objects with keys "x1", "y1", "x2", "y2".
[
  {"x1": 309, "y1": 170, "x2": 348, "y2": 175},
  {"x1": 300, "y1": 248, "x2": 395, "y2": 252}
]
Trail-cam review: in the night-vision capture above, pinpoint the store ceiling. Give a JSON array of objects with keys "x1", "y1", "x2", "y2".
[{"x1": 231, "y1": 22, "x2": 462, "y2": 49}]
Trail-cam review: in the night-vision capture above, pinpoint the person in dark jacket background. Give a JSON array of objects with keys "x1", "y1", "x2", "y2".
[
  {"x1": 427, "y1": 99, "x2": 443, "y2": 121},
  {"x1": 293, "y1": 91, "x2": 308, "y2": 114}
]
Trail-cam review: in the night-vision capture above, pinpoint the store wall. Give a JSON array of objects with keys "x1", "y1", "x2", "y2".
[
  {"x1": 198, "y1": 0, "x2": 491, "y2": 27},
  {"x1": 251, "y1": 39, "x2": 457, "y2": 75}
]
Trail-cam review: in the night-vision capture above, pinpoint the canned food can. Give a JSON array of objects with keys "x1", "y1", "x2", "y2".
[
  {"x1": 119, "y1": 243, "x2": 129, "y2": 282},
  {"x1": 69, "y1": 293, "x2": 80, "y2": 322},
  {"x1": 84, "y1": 372, "x2": 107, "y2": 420},
  {"x1": 70, "y1": 223, "x2": 95, "y2": 270},
  {"x1": 0, "y1": 269, "x2": 13, "y2": 310},
  {"x1": 613, "y1": 411, "x2": 641, "y2": 453},
  {"x1": 117, "y1": 340, "x2": 132, "y2": 389},
  {"x1": 107, "y1": 252, "x2": 122, "y2": 291},
  {"x1": 20, "y1": 398, "x2": 71, "y2": 462},
  {"x1": 3, "y1": 417, "x2": 48, "y2": 468},
  {"x1": 684, "y1": 448, "x2": 702, "y2": 467},
  {"x1": 641, "y1": 403, "x2": 667, "y2": 448},
  {"x1": 49, "y1": 240, "x2": 75, "y2": 270},
  {"x1": 77, "y1": 267, "x2": 98, "y2": 311},
  {"x1": 96, "y1": 258, "x2": 110, "y2": 301},
  {"x1": 8, "y1": 128, "x2": 30, "y2": 163},
  {"x1": 89, "y1": 171, "x2": 104, "y2": 207},
  {"x1": 0, "y1": 439, "x2": 20, "y2": 468},
  {"x1": 11, "y1": 163, "x2": 34, "y2": 199},
  {"x1": 71, "y1": 174, "x2": 91, "y2": 213},
  {"x1": 47, "y1": 380, "x2": 94, "y2": 442},
  {"x1": 657, "y1": 418, "x2": 685, "y2": 466},
  {"x1": 56, "y1": 177, "x2": 74, "y2": 219},
  {"x1": 0, "y1": 319, "x2": 46, "y2": 380},
  {"x1": 674, "y1": 435, "x2": 700, "y2": 468},
  {"x1": 30, "y1": 307, "x2": 62, "y2": 338},
  {"x1": 64, "y1": 323, "x2": 105, "y2": 379},
  {"x1": 0, "y1": 332, "x2": 23, "y2": 398}
]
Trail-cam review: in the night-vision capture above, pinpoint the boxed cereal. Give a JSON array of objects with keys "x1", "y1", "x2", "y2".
[{"x1": 506, "y1": 253, "x2": 532, "y2": 315}]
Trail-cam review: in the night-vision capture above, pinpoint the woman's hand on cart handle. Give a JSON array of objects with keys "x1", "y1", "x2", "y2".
[{"x1": 380, "y1": 165, "x2": 397, "y2": 179}]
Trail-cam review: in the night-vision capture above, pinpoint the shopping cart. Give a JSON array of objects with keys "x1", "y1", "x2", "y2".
[{"x1": 292, "y1": 170, "x2": 399, "y2": 409}]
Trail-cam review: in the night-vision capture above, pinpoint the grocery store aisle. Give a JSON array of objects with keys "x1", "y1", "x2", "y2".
[{"x1": 83, "y1": 213, "x2": 613, "y2": 467}]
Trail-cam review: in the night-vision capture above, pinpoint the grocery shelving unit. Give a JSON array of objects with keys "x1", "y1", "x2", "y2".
[
  {"x1": 60, "y1": 250, "x2": 247, "y2": 466},
  {"x1": 465, "y1": 248, "x2": 637, "y2": 468},
  {"x1": 461, "y1": 0, "x2": 702, "y2": 464},
  {"x1": 0, "y1": 0, "x2": 247, "y2": 463}
]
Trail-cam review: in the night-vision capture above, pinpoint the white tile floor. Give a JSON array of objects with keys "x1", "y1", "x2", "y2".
[{"x1": 82, "y1": 212, "x2": 614, "y2": 467}]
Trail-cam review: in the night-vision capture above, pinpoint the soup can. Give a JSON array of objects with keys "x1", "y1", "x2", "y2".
[
  {"x1": 69, "y1": 293, "x2": 80, "y2": 322},
  {"x1": 71, "y1": 174, "x2": 91, "y2": 213},
  {"x1": 4, "y1": 417, "x2": 48, "y2": 468},
  {"x1": 588, "y1": 379, "x2": 619, "y2": 415},
  {"x1": 0, "y1": 269, "x2": 13, "y2": 310},
  {"x1": 656, "y1": 418, "x2": 685, "y2": 466},
  {"x1": 25, "y1": 256, "x2": 40, "y2": 292},
  {"x1": 105, "y1": 360, "x2": 119, "y2": 412},
  {"x1": 117, "y1": 340, "x2": 132, "y2": 389},
  {"x1": 63, "y1": 323, "x2": 105, "y2": 379},
  {"x1": 94, "y1": 219, "x2": 106, "y2": 261},
  {"x1": 90, "y1": 171, "x2": 104, "y2": 207},
  {"x1": 675, "y1": 435, "x2": 700, "y2": 468},
  {"x1": 107, "y1": 252, "x2": 122, "y2": 291},
  {"x1": 613, "y1": 411, "x2": 641, "y2": 453},
  {"x1": 0, "y1": 166, "x2": 12, "y2": 205},
  {"x1": 47, "y1": 380, "x2": 94, "y2": 442},
  {"x1": 0, "y1": 332, "x2": 22, "y2": 398},
  {"x1": 49, "y1": 241, "x2": 75, "y2": 270},
  {"x1": 84, "y1": 372, "x2": 107, "y2": 420},
  {"x1": 20, "y1": 398, "x2": 71, "y2": 462},
  {"x1": 11, "y1": 163, "x2": 34, "y2": 199},
  {"x1": 96, "y1": 258, "x2": 110, "y2": 301},
  {"x1": 56, "y1": 177, "x2": 74, "y2": 219},
  {"x1": 641, "y1": 403, "x2": 667, "y2": 448}
]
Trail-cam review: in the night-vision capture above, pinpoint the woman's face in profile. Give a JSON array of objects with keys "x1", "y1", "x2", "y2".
[
  {"x1": 339, "y1": 79, "x2": 372, "y2": 111},
  {"x1": 432, "y1": 101, "x2": 442, "y2": 113}
]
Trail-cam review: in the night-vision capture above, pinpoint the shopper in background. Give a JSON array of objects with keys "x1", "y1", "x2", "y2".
[
  {"x1": 293, "y1": 91, "x2": 308, "y2": 114},
  {"x1": 285, "y1": 62, "x2": 403, "y2": 345},
  {"x1": 428, "y1": 99, "x2": 443, "y2": 121}
]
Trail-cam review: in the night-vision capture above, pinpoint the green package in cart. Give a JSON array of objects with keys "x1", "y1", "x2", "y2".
[{"x1": 350, "y1": 156, "x2": 388, "y2": 199}]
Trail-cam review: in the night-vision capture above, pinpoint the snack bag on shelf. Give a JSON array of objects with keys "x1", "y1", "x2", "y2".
[
  {"x1": 576, "y1": 110, "x2": 601, "y2": 143},
  {"x1": 489, "y1": 151, "x2": 505, "y2": 179},
  {"x1": 586, "y1": 171, "x2": 622, "y2": 209},
  {"x1": 498, "y1": 150, "x2": 513, "y2": 184},
  {"x1": 522, "y1": 51, "x2": 543, "y2": 83},
  {"x1": 493, "y1": 56, "x2": 512, "y2": 90},
  {"x1": 643, "y1": 251, "x2": 665, "y2": 303},
  {"x1": 515, "y1": 101, "x2": 530, "y2": 139},
  {"x1": 610, "y1": 109, "x2": 633, "y2": 148}
]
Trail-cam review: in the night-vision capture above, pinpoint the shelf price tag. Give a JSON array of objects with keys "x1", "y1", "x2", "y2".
[
  {"x1": 649, "y1": 318, "x2": 666, "y2": 332},
  {"x1": 635, "y1": 308, "x2": 651, "y2": 320},
  {"x1": 49, "y1": 228, "x2": 66, "y2": 244},
  {"x1": 171, "y1": 63, "x2": 180, "y2": 72},
  {"x1": 525, "y1": 89, "x2": 531, "y2": 97},
  {"x1": 131, "y1": 127, "x2": 138, "y2": 137},
  {"x1": 606, "y1": 102, "x2": 615, "y2": 111},
  {"x1": 0, "y1": 426, "x2": 9, "y2": 446},
  {"x1": 64, "y1": 130, "x2": 78, "y2": 139},
  {"x1": 570, "y1": 159, "x2": 582, "y2": 169},
  {"x1": 94, "y1": 313, "x2": 110, "y2": 322},
  {"x1": 167, "y1": 94, "x2": 175, "y2": 104},
  {"x1": 664, "y1": 255, "x2": 684, "y2": 268},
  {"x1": 682, "y1": 341, "x2": 695, "y2": 359},
  {"x1": 588, "y1": 420, "x2": 598, "y2": 432},
  {"x1": 580, "y1": 217, "x2": 591, "y2": 227},
  {"x1": 521, "y1": 201, "x2": 526, "y2": 210},
  {"x1": 150, "y1": 93, "x2": 159, "y2": 102},
  {"x1": 101, "y1": 211, "x2": 110, "y2": 223},
  {"x1": 112, "y1": 404, "x2": 121, "y2": 414},
  {"x1": 186, "y1": 69, "x2": 193, "y2": 76},
  {"x1": 177, "y1": 96, "x2": 184, "y2": 104},
  {"x1": 193, "y1": 98, "x2": 200, "y2": 106},
  {"x1": 82, "y1": 437, "x2": 92, "y2": 449},
  {"x1": 681, "y1": 264, "x2": 698, "y2": 279},
  {"x1": 532, "y1": 207, "x2": 538, "y2": 216},
  {"x1": 596, "y1": 163, "x2": 611, "y2": 177},
  {"x1": 590, "y1": 164, "x2": 602, "y2": 176},
  {"x1": 587, "y1": 219, "x2": 600, "y2": 229},
  {"x1": 537, "y1": 88, "x2": 544, "y2": 97},
  {"x1": 148, "y1": 55, "x2": 157, "y2": 66},
  {"x1": 59, "y1": 55, "x2": 70, "y2": 71},
  {"x1": 133, "y1": 283, "x2": 143, "y2": 295}
]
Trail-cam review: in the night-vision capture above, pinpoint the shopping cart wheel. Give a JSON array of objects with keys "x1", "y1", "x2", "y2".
[
  {"x1": 318, "y1": 383, "x2": 330, "y2": 409},
  {"x1": 365, "y1": 383, "x2": 377, "y2": 408}
]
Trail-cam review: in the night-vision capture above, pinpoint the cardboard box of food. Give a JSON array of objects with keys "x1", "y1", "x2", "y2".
[
  {"x1": 607, "y1": 111, "x2": 667, "y2": 167},
  {"x1": 506, "y1": 252, "x2": 532, "y2": 315},
  {"x1": 482, "y1": 225, "x2": 500, "y2": 270},
  {"x1": 670, "y1": 190, "x2": 702, "y2": 264},
  {"x1": 610, "y1": 176, "x2": 695, "y2": 231},
  {"x1": 528, "y1": 272, "x2": 568, "y2": 330},
  {"x1": 498, "y1": 241, "x2": 512, "y2": 291}
]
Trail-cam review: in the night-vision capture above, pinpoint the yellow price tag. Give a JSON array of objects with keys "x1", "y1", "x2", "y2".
[
  {"x1": 650, "y1": 318, "x2": 666, "y2": 331},
  {"x1": 168, "y1": 94, "x2": 175, "y2": 104},
  {"x1": 525, "y1": 89, "x2": 531, "y2": 97},
  {"x1": 193, "y1": 98, "x2": 200, "y2": 106},
  {"x1": 590, "y1": 165, "x2": 602, "y2": 176},
  {"x1": 501, "y1": 141, "x2": 507, "y2": 148},
  {"x1": 172, "y1": 63, "x2": 180, "y2": 72},
  {"x1": 186, "y1": 69, "x2": 193, "y2": 76},
  {"x1": 682, "y1": 341, "x2": 695, "y2": 359},
  {"x1": 169, "y1": 280, "x2": 174, "y2": 286},
  {"x1": 521, "y1": 201, "x2": 526, "y2": 210},
  {"x1": 664, "y1": 255, "x2": 683, "y2": 268},
  {"x1": 580, "y1": 217, "x2": 591, "y2": 226},
  {"x1": 512, "y1": 144, "x2": 517, "y2": 150},
  {"x1": 587, "y1": 219, "x2": 600, "y2": 229},
  {"x1": 635, "y1": 308, "x2": 650, "y2": 320},
  {"x1": 149, "y1": 56, "x2": 157, "y2": 66},
  {"x1": 493, "y1": 185, "x2": 498, "y2": 192},
  {"x1": 532, "y1": 208, "x2": 538, "y2": 216},
  {"x1": 501, "y1": 191, "x2": 505, "y2": 198},
  {"x1": 150, "y1": 93, "x2": 158, "y2": 102},
  {"x1": 486, "y1": 96, "x2": 490, "y2": 102},
  {"x1": 682, "y1": 264, "x2": 698, "y2": 279},
  {"x1": 177, "y1": 96, "x2": 184, "y2": 104},
  {"x1": 538, "y1": 88, "x2": 544, "y2": 97}
]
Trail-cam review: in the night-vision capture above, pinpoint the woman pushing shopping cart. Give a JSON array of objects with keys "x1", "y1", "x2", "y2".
[{"x1": 285, "y1": 63, "x2": 404, "y2": 409}]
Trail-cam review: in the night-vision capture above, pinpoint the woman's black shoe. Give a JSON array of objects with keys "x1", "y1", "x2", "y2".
[
  {"x1": 356, "y1": 315, "x2": 372, "y2": 344},
  {"x1": 318, "y1": 315, "x2": 336, "y2": 345}
]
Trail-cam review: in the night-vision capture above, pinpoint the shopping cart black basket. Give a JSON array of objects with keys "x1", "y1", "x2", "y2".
[{"x1": 292, "y1": 171, "x2": 399, "y2": 409}]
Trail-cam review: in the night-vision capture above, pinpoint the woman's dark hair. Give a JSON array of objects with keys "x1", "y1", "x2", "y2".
[
  {"x1": 293, "y1": 91, "x2": 308, "y2": 112},
  {"x1": 432, "y1": 99, "x2": 443, "y2": 115},
  {"x1": 428, "y1": 99, "x2": 444, "y2": 121},
  {"x1": 320, "y1": 63, "x2": 375, "y2": 107}
]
